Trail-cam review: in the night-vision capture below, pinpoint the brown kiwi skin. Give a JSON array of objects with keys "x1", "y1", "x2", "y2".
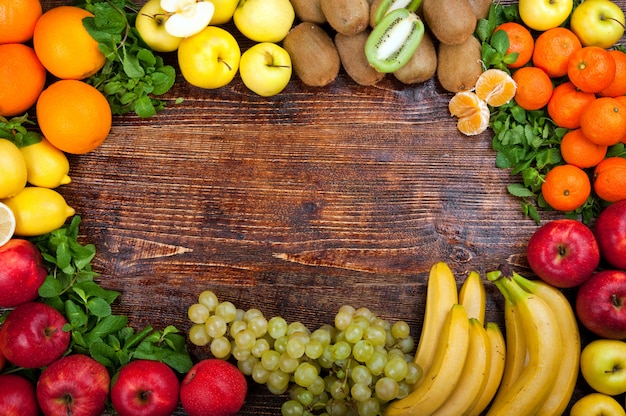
[
  {"x1": 467, "y1": 0, "x2": 492, "y2": 19},
  {"x1": 335, "y1": 30, "x2": 385, "y2": 86},
  {"x1": 423, "y1": 0, "x2": 477, "y2": 45},
  {"x1": 320, "y1": 0, "x2": 370, "y2": 36},
  {"x1": 393, "y1": 30, "x2": 437, "y2": 85},
  {"x1": 283, "y1": 22, "x2": 341, "y2": 87},
  {"x1": 290, "y1": 0, "x2": 327, "y2": 24},
  {"x1": 436, "y1": 35, "x2": 483, "y2": 93}
]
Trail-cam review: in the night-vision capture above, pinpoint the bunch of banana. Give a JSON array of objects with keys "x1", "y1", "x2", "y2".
[
  {"x1": 485, "y1": 266, "x2": 580, "y2": 416},
  {"x1": 384, "y1": 262, "x2": 506, "y2": 416}
]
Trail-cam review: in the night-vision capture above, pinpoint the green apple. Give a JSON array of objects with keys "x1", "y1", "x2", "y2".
[
  {"x1": 209, "y1": 0, "x2": 239, "y2": 24},
  {"x1": 135, "y1": 0, "x2": 184, "y2": 52},
  {"x1": 581, "y1": 339, "x2": 626, "y2": 396},
  {"x1": 239, "y1": 42, "x2": 292, "y2": 97},
  {"x1": 177, "y1": 26, "x2": 241, "y2": 89},
  {"x1": 571, "y1": 393, "x2": 626, "y2": 416},
  {"x1": 570, "y1": 0, "x2": 625, "y2": 48},
  {"x1": 518, "y1": 0, "x2": 573, "y2": 31},
  {"x1": 233, "y1": 0, "x2": 295, "y2": 42}
]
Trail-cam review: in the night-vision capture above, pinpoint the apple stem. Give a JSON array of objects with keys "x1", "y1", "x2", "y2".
[
  {"x1": 603, "y1": 15, "x2": 626, "y2": 29},
  {"x1": 219, "y1": 58, "x2": 233, "y2": 72},
  {"x1": 612, "y1": 293, "x2": 623, "y2": 309}
]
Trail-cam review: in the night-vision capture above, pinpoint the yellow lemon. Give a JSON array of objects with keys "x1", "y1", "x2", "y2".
[
  {"x1": 0, "y1": 202, "x2": 16, "y2": 247},
  {"x1": 2, "y1": 187, "x2": 75, "y2": 236},
  {"x1": 20, "y1": 137, "x2": 72, "y2": 188},
  {"x1": 0, "y1": 138, "x2": 28, "y2": 199}
]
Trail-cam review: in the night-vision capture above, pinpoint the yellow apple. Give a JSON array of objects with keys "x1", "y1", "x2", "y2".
[
  {"x1": 519, "y1": 0, "x2": 573, "y2": 31},
  {"x1": 209, "y1": 0, "x2": 239, "y2": 24},
  {"x1": 570, "y1": 0, "x2": 625, "y2": 48},
  {"x1": 581, "y1": 339, "x2": 626, "y2": 396},
  {"x1": 239, "y1": 42, "x2": 292, "y2": 97},
  {"x1": 233, "y1": 0, "x2": 295, "y2": 42},
  {"x1": 571, "y1": 393, "x2": 626, "y2": 416},
  {"x1": 135, "y1": 0, "x2": 183, "y2": 52},
  {"x1": 177, "y1": 26, "x2": 241, "y2": 89}
]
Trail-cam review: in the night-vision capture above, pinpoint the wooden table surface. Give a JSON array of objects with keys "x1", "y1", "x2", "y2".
[{"x1": 28, "y1": 0, "x2": 626, "y2": 414}]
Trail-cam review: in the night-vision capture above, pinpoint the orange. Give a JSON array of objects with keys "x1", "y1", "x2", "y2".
[
  {"x1": 36, "y1": 79, "x2": 112, "y2": 154},
  {"x1": 0, "y1": 43, "x2": 47, "y2": 117},
  {"x1": 448, "y1": 91, "x2": 490, "y2": 136},
  {"x1": 547, "y1": 81, "x2": 596, "y2": 129},
  {"x1": 32, "y1": 6, "x2": 106, "y2": 80},
  {"x1": 560, "y1": 128, "x2": 607, "y2": 169},
  {"x1": 599, "y1": 50, "x2": 626, "y2": 97},
  {"x1": 532, "y1": 27, "x2": 582, "y2": 78},
  {"x1": 541, "y1": 164, "x2": 591, "y2": 212},
  {"x1": 493, "y1": 22, "x2": 534, "y2": 69},
  {"x1": 594, "y1": 157, "x2": 626, "y2": 203},
  {"x1": 567, "y1": 46, "x2": 616, "y2": 93},
  {"x1": 511, "y1": 66, "x2": 553, "y2": 111},
  {"x1": 579, "y1": 97, "x2": 626, "y2": 146},
  {"x1": 0, "y1": 0, "x2": 42, "y2": 44},
  {"x1": 615, "y1": 95, "x2": 626, "y2": 144},
  {"x1": 474, "y1": 69, "x2": 517, "y2": 107}
]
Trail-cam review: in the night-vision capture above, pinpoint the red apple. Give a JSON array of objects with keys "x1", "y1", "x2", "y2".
[
  {"x1": 0, "y1": 374, "x2": 41, "y2": 416},
  {"x1": 526, "y1": 219, "x2": 600, "y2": 288},
  {"x1": 594, "y1": 199, "x2": 626, "y2": 270},
  {"x1": 111, "y1": 359, "x2": 180, "y2": 416},
  {"x1": 180, "y1": 359, "x2": 247, "y2": 416},
  {"x1": 576, "y1": 270, "x2": 626, "y2": 339},
  {"x1": 0, "y1": 239, "x2": 48, "y2": 307},
  {"x1": 36, "y1": 354, "x2": 110, "y2": 416},
  {"x1": 0, "y1": 302, "x2": 70, "y2": 368},
  {"x1": 0, "y1": 348, "x2": 6, "y2": 371}
]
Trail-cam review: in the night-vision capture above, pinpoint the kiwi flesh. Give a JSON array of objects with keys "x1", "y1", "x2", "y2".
[
  {"x1": 436, "y1": 35, "x2": 483, "y2": 92},
  {"x1": 423, "y1": 0, "x2": 476, "y2": 45},
  {"x1": 320, "y1": 0, "x2": 370, "y2": 36},
  {"x1": 290, "y1": 0, "x2": 326, "y2": 24},
  {"x1": 335, "y1": 30, "x2": 385, "y2": 86},
  {"x1": 283, "y1": 22, "x2": 341, "y2": 87},
  {"x1": 393, "y1": 30, "x2": 436, "y2": 84}
]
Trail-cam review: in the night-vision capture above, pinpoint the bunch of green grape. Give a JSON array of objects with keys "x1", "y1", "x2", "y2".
[{"x1": 187, "y1": 290, "x2": 422, "y2": 416}]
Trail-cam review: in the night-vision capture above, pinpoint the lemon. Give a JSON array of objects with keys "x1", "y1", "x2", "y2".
[
  {"x1": 0, "y1": 138, "x2": 28, "y2": 199},
  {"x1": 0, "y1": 201, "x2": 16, "y2": 247},
  {"x1": 20, "y1": 137, "x2": 72, "y2": 188},
  {"x1": 2, "y1": 187, "x2": 75, "y2": 236}
]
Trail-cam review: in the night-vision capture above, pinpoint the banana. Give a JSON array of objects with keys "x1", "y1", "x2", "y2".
[
  {"x1": 485, "y1": 271, "x2": 561, "y2": 416},
  {"x1": 430, "y1": 317, "x2": 490, "y2": 416},
  {"x1": 385, "y1": 304, "x2": 470, "y2": 416},
  {"x1": 413, "y1": 261, "x2": 459, "y2": 379},
  {"x1": 459, "y1": 270, "x2": 486, "y2": 323},
  {"x1": 513, "y1": 271, "x2": 580, "y2": 416},
  {"x1": 466, "y1": 322, "x2": 506, "y2": 416}
]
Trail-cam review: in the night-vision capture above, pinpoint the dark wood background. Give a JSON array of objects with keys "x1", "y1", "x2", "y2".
[{"x1": 28, "y1": 0, "x2": 626, "y2": 414}]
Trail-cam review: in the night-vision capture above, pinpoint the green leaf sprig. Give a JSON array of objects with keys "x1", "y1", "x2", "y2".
[
  {"x1": 24, "y1": 216, "x2": 193, "y2": 374},
  {"x1": 0, "y1": 114, "x2": 43, "y2": 148},
  {"x1": 75, "y1": 0, "x2": 177, "y2": 118}
]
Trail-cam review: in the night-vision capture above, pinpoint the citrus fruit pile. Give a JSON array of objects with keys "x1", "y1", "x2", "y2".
[{"x1": 0, "y1": 0, "x2": 115, "y2": 242}]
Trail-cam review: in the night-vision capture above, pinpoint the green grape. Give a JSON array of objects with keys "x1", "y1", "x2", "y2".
[
  {"x1": 354, "y1": 307, "x2": 373, "y2": 321},
  {"x1": 363, "y1": 326, "x2": 387, "y2": 346},
  {"x1": 252, "y1": 361, "x2": 271, "y2": 384},
  {"x1": 215, "y1": 301, "x2": 237, "y2": 322},
  {"x1": 375, "y1": 376, "x2": 399, "y2": 402},
  {"x1": 318, "y1": 345, "x2": 335, "y2": 369},
  {"x1": 279, "y1": 352, "x2": 300, "y2": 374},
  {"x1": 287, "y1": 321, "x2": 310, "y2": 336},
  {"x1": 387, "y1": 348, "x2": 405, "y2": 359},
  {"x1": 334, "y1": 310, "x2": 353, "y2": 331},
  {"x1": 356, "y1": 398, "x2": 380, "y2": 416},
  {"x1": 310, "y1": 327, "x2": 332, "y2": 345},
  {"x1": 371, "y1": 317, "x2": 390, "y2": 330},
  {"x1": 391, "y1": 320, "x2": 411, "y2": 339},
  {"x1": 329, "y1": 379, "x2": 348, "y2": 400},
  {"x1": 308, "y1": 376, "x2": 325, "y2": 396},
  {"x1": 397, "y1": 335, "x2": 415, "y2": 354},
  {"x1": 353, "y1": 339, "x2": 375, "y2": 363},
  {"x1": 366, "y1": 350, "x2": 388, "y2": 376},
  {"x1": 232, "y1": 345, "x2": 251, "y2": 361},
  {"x1": 237, "y1": 356, "x2": 259, "y2": 376},
  {"x1": 268, "y1": 370, "x2": 290, "y2": 394},
  {"x1": 294, "y1": 362, "x2": 318, "y2": 388},
  {"x1": 229, "y1": 319, "x2": 248, "y2": 337},
  {"x1": 274, "y1": 336, "x2": 288, "y2": 354},
  {"x1": 344, "y1": 323, "x2": 364, "y2": 343},
  {"x1": 205, "y1": 314, "x2": 227, "y2": 338},
  {"x1": 235, "y1": 328, "x2": 257, "y2": 350},
  {"x1": 281, "y1": 400, "x2": 304, "y2": 416},
  {"x1": 251, "y1": 338, "x2": 271, "y2": 358},
  {"x1": 384, "y1": 355, "x2": 409, "y2": 381},
  {"x1": 397, "y1": 381, "x2": 411, "y2": 399},
  {"x1": 261, "y1": 349, "x2": 281, "y2": 371},
  {"x1": 351, "y1": 315, "x2": 371, "y2": 331},
  {"x1": 235, "y1": 308, "x2": 245, "y2": 321},
  {"x1": 351, "y1": 382, "x2": 372, "y2": 401},
  {"x1": 291, "y1": 386, "x2": 315, "y2": 406},
  {"x1": 243, "y1": 308, "x2": 264, "y2": 321},
  {"x1": 326, "y1": 400, "x2": 351, "y2": 416},
  {"x1": 187, "y1": 303, "x2": 210, "y2": 324},
  {"x1": 286, "y1": 333, "x2": 308, "y2": 359},
  {"x1": 198, "y1": 290, "x2": 219, "y2": 311},
  {"x1": 268, "y1": 316, "x2": 289, "y2": 339},
  {"x1": 248, "y1": 315, "x2": 268, "y2": 337},
  {"x1": 351, "y1": 364, "x2": 372, "y2": 385},
  {"x1": 405, "y1": 362, "x2": 423, "y2": 385},
  {"x1": 188, "y1": 323, "x2": 211, "y2": 346},
  {"x1": 210, "y1": 336, "x2": 231, "y2": 359},
  {"x1": 331, "y1": 341, "x2": 352, "y2": 361},
  {"x1": 304, "y1": 339, "x2": 324, "y2": 360}
]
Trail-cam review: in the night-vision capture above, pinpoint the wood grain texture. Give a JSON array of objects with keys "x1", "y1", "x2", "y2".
[{"x1": 12, "y1": 0, "x2": 623, "y2": 414}]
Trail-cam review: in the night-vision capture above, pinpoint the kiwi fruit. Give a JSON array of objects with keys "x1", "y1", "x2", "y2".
[
  {"x1": 422, "y1": 0, "x2": 477, "y2": 45},
  {"x1": 320, "y1": 0, "x2": 370, "y2": 36},
  {"x1": 393, "y1": 30, "x2": 436, "y2": 84},
  {"x1": 467, "y1": 0, "x2": 492, "y2": 19},
  {"x1": 436, "y1": 35, "x2": 483, "y2": 92},
  {"x1": 335, "y1": 30, "x2": 386, "y2": 86},
  {"x1": 283, "y1": 22, "x2": 341, "y2": 87},
  {"x1": 290, "y1": 0, "x2": 326, "y2": 24}
]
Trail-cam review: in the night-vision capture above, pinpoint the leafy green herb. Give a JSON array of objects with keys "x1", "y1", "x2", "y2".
[
  {"x1": 0, "y1": 114, "x2": 43, "y2": 148},
  {"x1": 75, "y1": 0, "x2": 176, "y2": 118},
  {"x1": 25, "y1": 216, "x2": 193, "y2": 374}
]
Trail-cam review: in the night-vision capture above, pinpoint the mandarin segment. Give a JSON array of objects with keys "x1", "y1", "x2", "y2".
[
  {"x1": 474, "y1": 68, "x2": 517, "y2": 107},
  {"x1": 449, "y1": 90, "x2": 490, "y2": 136}
]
